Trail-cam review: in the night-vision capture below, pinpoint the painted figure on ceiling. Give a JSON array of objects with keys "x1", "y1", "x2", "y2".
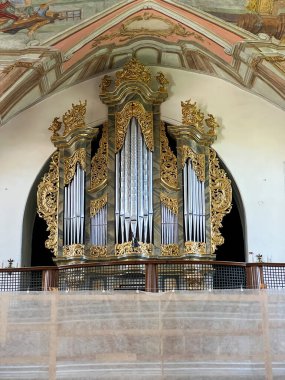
[{"x1": 0, "y1": 0, "x2": 64, "y2": 35}]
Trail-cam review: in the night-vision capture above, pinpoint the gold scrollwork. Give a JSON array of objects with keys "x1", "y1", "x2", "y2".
[
  {"x1": 37, "y1": 152, "x2": 59, "y2": 256},
  {"x1": 160, "y1": 122, "x2": 178, "y2": 189},
  {"x1": 161, "y1": 244, "x2": 180, "y2": 256},
  {"x1": 63, "y1": 100, "x2": 87, "y2": 135},
  {"x1": 115, "y1": 102, "x2": 153, "y2": 152},
  {"x1": 90, "y1": 123, "x2": 108, "y2": 191},
  {"x1": 185, "y1": 241, "x2": 207, "y2": 255},
  {"x1": 115, "y1": 57, "x2": 151, "y2": 87},
  {"x1": 181, "y1": 100, "x2": 204, "y2": 132},
  {"x1": 100, "y1": 75, "x2": 112, "y2": 93},
  {"x1": 160, "y1": 193, "x2": 178, "y2": 214},
  {"x1": 115, "y1": 242, "x2": 153, "y2": 257},
  {"x1": 90, "y1": 194, "x2": 107, "y2": 217},
  {"x1": 209, "y1": 149, "x2": 232, "y2": 254},
  {"x1": 156, "y1": 71, "x2": 169, "y2": 92},
  {"x1": 88, "y1": 246, "x2": 107, "y2": 258},
  {"x1": 64, "y1": 148, "x2": 86, "y2": 185},
  {"x1": 63, "y1": 244, "x2": 85, "y2": 257},
  {"x1": 181, "y1": 145, "x2": 205, "y2": 182}
]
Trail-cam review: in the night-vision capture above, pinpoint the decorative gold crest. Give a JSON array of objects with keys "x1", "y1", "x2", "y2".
[
  {"x1": 181, "y1": 99, "x2": 204, "y2": 132},
  {"x1": 160, "y1": 122, "x2": 178, "y2": 189},
  {"x1": 115, "y1": 102, "x2": 153, "y2": 152},
  {"x1": 115, "y1": 57, "x2": 151, "y2": 87},
  {"x1": 37, "y1": 152, "x2": 59, "y2": 256},
  {"x1": 115, "y1": 242, "x2": 153, "y2": 257},
  {"x1": 88, "y1": 246, "x2": 107, "y2": 258},
  {"x1": 90, "y1": 123, "x2": 108, "y2": 191}
]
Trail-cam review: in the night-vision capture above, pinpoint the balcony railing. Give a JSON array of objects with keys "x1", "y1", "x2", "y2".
[{"x1": 0, "y1": 260, "x2": 284, "y2": 292}]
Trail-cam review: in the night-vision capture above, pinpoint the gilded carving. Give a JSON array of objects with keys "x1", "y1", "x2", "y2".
[
  {"x1": 88, "y1": 246, "x2": 107, "y2": 258},
  {"x1": 62, "y1": 100, "x2": 87, "y2": 135},
  {"x1": 160, "y1": 193, "x2": 178, "y2": 214},
  {"x1": 115, "y1": 57, "x2": 151, "y2": 87},
  {"x1": 246, "y1": 0, "x2": 273, "y2": 14},
  {"x1": 161, "y1": 244, "x2": 180, "y2": 256},
  {"x1": 63, "y1": 244, "x2": 85, "y2": 257},
  {"x1": 160, "y1": 122, "x2": 178, "y2": 189},
  {"x1": 115, "y1": 102, "x2": 153, "y2": 152},
  {"x1": 205, "y1": 114, "x2": 219, "y2": 137},
  {"x1": 64, "y1": 148, "x2": 86, "y2": 185},
  {"x1": 48, "y1": 101, "x2": 87, "y2": 139},
  {"x1": 185, "y1": 241, "x2": 207, "y2": 255},
  {"x1": 90, "y1": 123, "x2": 108, "y2": 191},
  {"x1": 92, "y1": 13, "x2": 203, "y2": 48},
  {"x1": 100, "y1": 75, "x2": 112, "y2": 93},
  {"x1": 156, "y1": 71, "x2": 169, "y2": 92},
  {"x1": 90, "y1": 194, "x2": 108, "y2": 217},
  {"x1": 209, "y1": 149, "x2": 232, "y2": 254},
  {"x1": 181, "y1": 100, "x2": 204, "y2": 132},
  {"x1": 181, "y1": 145, "x2": 205, "y2": 182},
  {"x1": 37, "y1": 152, "x2": 59, "y2": 256},
  {"x1": 115, "y1": 242, "x2": 153, "y2": 257}
]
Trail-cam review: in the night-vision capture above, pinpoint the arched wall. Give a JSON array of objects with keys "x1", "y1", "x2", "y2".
[{"x1": 0, "y1": 67, "x2": 284, "y2": 265}]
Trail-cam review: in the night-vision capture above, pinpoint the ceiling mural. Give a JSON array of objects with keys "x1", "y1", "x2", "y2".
[{"x1": 0, "y1": 0, "x2": 285, "y2": 124}]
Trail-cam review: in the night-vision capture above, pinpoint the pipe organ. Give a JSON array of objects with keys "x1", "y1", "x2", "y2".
[{"x1": 37, "y1": 58, "x2": 232, "y2": 264}]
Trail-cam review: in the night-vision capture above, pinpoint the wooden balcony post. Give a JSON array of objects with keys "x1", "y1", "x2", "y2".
[
  {"x1": 145, "y1": 263, "x2": 158, "y2": 292},
  {"x1": 42, "y1": 268, "x2": 59, "y2": 291}
]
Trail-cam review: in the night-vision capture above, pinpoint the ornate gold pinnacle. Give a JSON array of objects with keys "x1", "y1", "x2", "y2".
[{"x1": 115, "y1": 57, "x2": 151, "y2": 87}]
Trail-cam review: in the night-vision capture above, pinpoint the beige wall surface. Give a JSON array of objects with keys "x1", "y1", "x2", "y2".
[{"x1": 0, "y1": 68, "x2": 284, "y2": 265}]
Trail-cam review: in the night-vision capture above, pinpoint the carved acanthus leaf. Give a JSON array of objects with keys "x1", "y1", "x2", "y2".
[
  {"x1": 90, "y1": 124, "x2": 108, "y2": 191},
  {"x1": 185, "y1": 241, "x2": 206, "y2": 255},
  {"x1": 181, "y1": 145, "x2": 205, "y2": 182},
  {"x1": 115, "y1": 102, "x2": 153, "y2": 152},
  {"x1": 64, "y1": 148, "x2": 86, "y2": 185},
  {"x1": 209, "y1": 149, "x2": 232, "y2": 254},
  {"x1": 37, "y1": 152, "x2": 59, "y2": 256},
  {"x1": 160, "y1": 122, "x2": 178, "y2": 189},
  {"x1": 160, "y1": 193, "x2": 178, "y2": 214},
  {"x1": 90, "y1": 194, "x2": 108, "y2": 217},
  {"x1": 161, "y1": 244, "x2": 180, "y2": 256}
]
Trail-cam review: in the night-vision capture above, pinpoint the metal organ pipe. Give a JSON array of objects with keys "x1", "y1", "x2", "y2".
[
  {"x1": 183, "y1": 158, "x2": 206, "y2": 244},
  {"x1": 63, "y1": 163, "x2": 85, "y2": 246},
  {"x1": 116, "y1": 117, "x2": 153, "y2": 244}
]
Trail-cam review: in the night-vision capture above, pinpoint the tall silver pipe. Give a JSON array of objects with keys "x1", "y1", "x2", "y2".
[
  {"x1": 138, "y1": 122, "x2": 144, "y2": 242},
  {"x1": 143, "y1": 138, "x2": 148, "y2": 243},
  {"x1": 120, "y1": 142, "x2": 125, "y2": 243},
  {"x1": 130, "y1": 117, "x2": 138, "y2": 237},
  {"x1": 148, "y1": 150, "x2": 153, "y2": 243},
  {"x1": 124, "y1": 124, "x2": 131, "y2": 241},
  {"x1": 188, "y1": 161, "x2": 192, "y2": 241},
  {"x1": 115, "y1": 154, "x2": 120, "y2": 243},
  {"x1": 183, "y1": 165, "x2": 188, "y2": 241}
]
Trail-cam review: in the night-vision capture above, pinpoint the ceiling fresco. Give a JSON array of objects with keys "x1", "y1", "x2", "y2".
[{"x1": 1, "y1": 0, "x2": 285, "y2": 124}]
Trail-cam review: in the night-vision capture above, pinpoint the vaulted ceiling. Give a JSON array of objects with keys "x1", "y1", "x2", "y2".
[{"x1": 1, "y1": 0, "x2": 285, "y2": 124}]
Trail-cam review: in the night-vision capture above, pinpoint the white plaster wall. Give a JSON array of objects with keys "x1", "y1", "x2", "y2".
[{"x1": 0, "y1": 68, "x2": 285, "y2": 265}]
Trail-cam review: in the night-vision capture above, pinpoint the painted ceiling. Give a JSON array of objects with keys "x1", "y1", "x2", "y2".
[{"x1": 1, "y1": 0, "x2": 285, "y2": 124}]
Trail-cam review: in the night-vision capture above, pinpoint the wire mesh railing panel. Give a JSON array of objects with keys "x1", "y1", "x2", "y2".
[
  {"x1": 157, "y1": 263, "x2": 246, "y2": 291},
  {"x1": 262, "y1": 265, "x2": 285, "y2": 288},
  {"x1": 0, "y1": 270, "x2": 42, "y2": 291},
  {"x1": 58, "y1": 264, "x2": 146, "y2": 291}
]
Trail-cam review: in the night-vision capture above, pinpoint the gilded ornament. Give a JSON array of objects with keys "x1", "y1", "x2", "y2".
[
  {"x1": 62, "y1": 100, "x2": 87, "y2": 136},
  {"x1": 185, "y1": 241, "x2": 207, "y2": 255},
  {"x1": 63, "y1": 244, "x2": 85, "y2": 257},
  {"x1": 181, "y1": 146, "x2": 205, "y2": 182},
  {"x1": 37, "y1": 152, "x2": 59, "y2": 256},
  {"x1": 49, "y1": 117, "x2": 62, "y2": 138},
  {"x1": 90, "y1": 194, "x2": 108, "y2": 217},
  {"x1": 90, "y1": 123, "x2": 108, "y2": 191},
  {"x1": 246, "y1": 0, "x2": 258, "y2": 12},
  {"x1": 205, "y1": 114, "x2": 219, "y2": 136},
  {"x1": 88, "y1": 246, "x2": 107, "y2": 258},
  {"x1": 115, "y1": 242, "x2": 153, "y2": 257},
  {"x1": 64, "y1": 148, "x2": 86, "y2": 185},
  {"x1": 115, "y1": 58, "x2": 151, "y2": 87},
  {"x1": 181, "y1": 100, "x2": 204, "y2": 132},
  {"x1": 156, "y1": 71, "x2": 169, "y2": 92},
  {"x1": 115, "y1": 102, "x2": 153, "y2": 152},
  {"x1": 161, "y1": 244, "x2": 180, "y2": 256},
  {"x1": 160, "y1": 122, "x2": 178, "y2": 189},
  {"x1": 100, "y1": 75, "x2": 112, "y2": 93},
  {"x1": 160, "y1": 193, "x2": 178, "y2": 214},
  {"x1": 259, "y1": 0, "x2": 273, "y2": 14},
  {"x1": 209, "y1": 149, "x2": 232, "y2": 254}
]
